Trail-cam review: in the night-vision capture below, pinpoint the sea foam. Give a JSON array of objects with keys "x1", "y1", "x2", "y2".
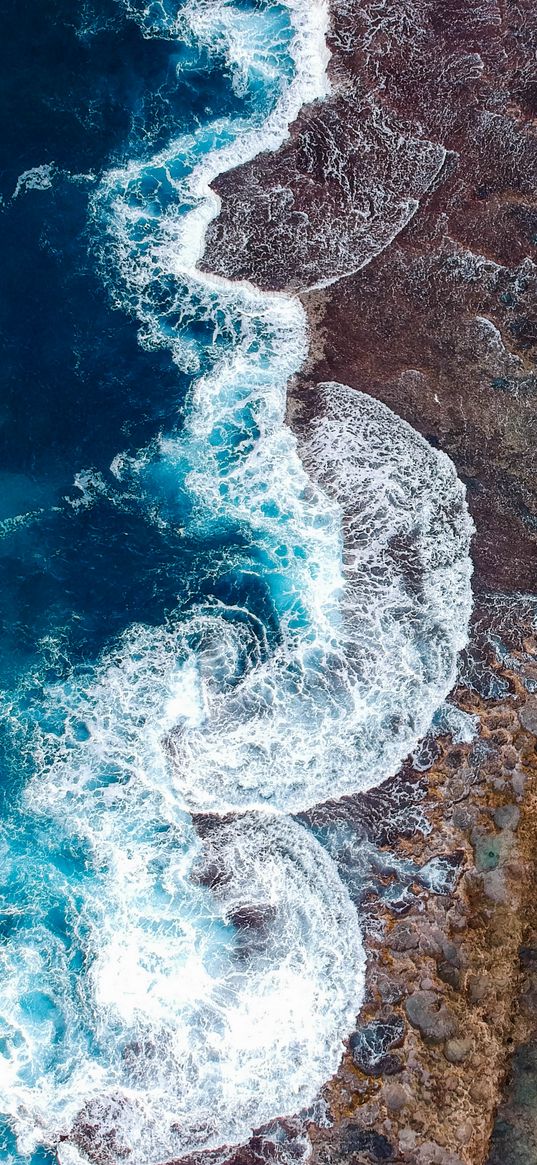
[
  {"x1": 2, "y1": 543, "x2": 361, "y2": 1162},
  {"x1": 0, "y1": 0, "x2": 474, "y2": 1160},
  {"x1": 0, "y1": 1, "x2": 367, "y2": 1161},
  {"x1": 2, "y1": 792, "x2": 363, "y2": 1162},
  {"x1": 166, "y1": 383, "x2": 473, "y2": 813}
]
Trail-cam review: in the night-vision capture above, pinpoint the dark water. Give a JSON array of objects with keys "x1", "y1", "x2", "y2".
[
  {"x1": 0, "y1": 0, "x2": 262, "y2": 686},
  {"x1": 0, "y1": 1, "x2": 475, "y2": 1161},
  {"x1": 0, "y1": 3, "x2": 368, "y2": 1161}
]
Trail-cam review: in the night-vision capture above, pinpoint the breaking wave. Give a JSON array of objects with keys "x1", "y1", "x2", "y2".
[
  {"x1": 2, "y1": 796, "x2": 362, "y2": 1163},
  {"x1": 168, "y1": 385, "x2": 473, "y2": 813},
  {"x1": 0, "y1": 0, "x2": 473, "y2": 1162}
]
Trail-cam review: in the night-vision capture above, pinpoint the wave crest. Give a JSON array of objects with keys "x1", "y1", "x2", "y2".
[{"x1": 167, "y1": 384, "x2": 473, "y2": 813}]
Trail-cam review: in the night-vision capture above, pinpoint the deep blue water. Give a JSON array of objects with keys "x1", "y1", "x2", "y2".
[
  {"x1": 0, "y1": 3, "x2": 368, "y2": 1161},
  {"x1": 0, "y1": 0, "x2": 274, "y2": 687},
  {"x1": 0, "y1": 1, "x2": 473, "y2": 1160}
]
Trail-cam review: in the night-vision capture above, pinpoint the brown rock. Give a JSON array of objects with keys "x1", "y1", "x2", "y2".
[
  {"x1": 405, "y1": 991, "x2": 459, "y2": 1044},
  {"x1": 389, "y1": 922, "x2": 420, "y2": 952},
  {"x1": 383, "y1": 1083, "x2": 408, "y2": 1112},
  {"x1": 493, "y1": 804, "x2": 520, "y2": 830},
  {"x1": 520, "y1": 698, "x2": 537, "y2": 735},
  {"x1": 467, "y1": 973, "x2": 489, "y2": 1005},
  {"x1": 455, "y1": 1122, "x2": 474, "y2": 1146},
  {"x1": 415, "y1": 1143, "x2": 465, "y2": 1165},
  {"x1": 444, "y1": 1037, "x2": 473, "y2": 1064}
]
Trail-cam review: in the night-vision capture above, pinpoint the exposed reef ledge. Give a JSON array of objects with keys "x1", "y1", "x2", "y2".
[
  {"x1": 199, "y1": 0, "x2": 537, "y2": 1161},
  {"x1": 198, "y1": 603, "x2": 537, "y2": 1165},
  {"x1": 202, "y1": 0, "x2": 537, "y2": 593},
  {"x1": 301, "y1": 598, "x2": 537, "y2": 1165}
]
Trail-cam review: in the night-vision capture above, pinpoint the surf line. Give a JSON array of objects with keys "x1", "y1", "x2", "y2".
[
  {"x1": 34, "y1": 0, "x2": 474, "y2": 1160},
  {"x1": 3, "y1": 5, "x2": 369, "y2": 1165}
]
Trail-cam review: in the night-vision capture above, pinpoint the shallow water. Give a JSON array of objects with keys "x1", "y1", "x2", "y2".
[{"x1": 0, "y1": 1, "x2": 472, "y2": 1161}]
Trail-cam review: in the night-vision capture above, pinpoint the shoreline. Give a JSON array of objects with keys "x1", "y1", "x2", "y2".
[{"x1": 200, "y1": 0, "x2": 537, "y2": 1161}]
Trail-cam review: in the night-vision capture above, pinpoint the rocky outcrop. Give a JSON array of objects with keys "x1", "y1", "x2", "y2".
[
  {"x1": 200, "y1": 0, "x2": 537, "y2": 1160},
  {"x1": 203, "y1": 0, "x2": 537, "y2": 595},
  {"x1": 199, "y1": 613, "x2": 536, "y2": 1165},
  {"x1": 305, "y1": 614, "x2": 537, "y2": 1165}
]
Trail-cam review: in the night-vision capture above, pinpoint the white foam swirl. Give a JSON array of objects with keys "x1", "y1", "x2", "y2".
[
  {"x1": 0, "y1": 0, "x2": 474, "y2": 1160},
  {"x1": 167, "y1": 385, "x2": 473, "y2": 813},
  {"x1": 1, "y1": 798, "x2": 363, "y2": 1163},
  {"x1": 0, "y1": 4, "x2": 367, "y2": 1162}
]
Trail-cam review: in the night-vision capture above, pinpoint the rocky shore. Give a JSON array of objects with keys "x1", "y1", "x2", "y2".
[
  {"x1": 200, "y1": 0, "x2": 537, "y2": 1161},
  {"x1": 181, "y1": 610, "x2": 531, "y2": 1165},
  {"x1": 203, "y1": 0, "x2": 537, "y2": 596},
  {"x1": 302, "y1": 612, "x2": 537, "y2": 1165}
]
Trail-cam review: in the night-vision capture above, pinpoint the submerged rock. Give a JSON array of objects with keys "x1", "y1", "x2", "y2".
[{"x1": 349, "y1": 1016, "x2": 405, "y2": 1076}]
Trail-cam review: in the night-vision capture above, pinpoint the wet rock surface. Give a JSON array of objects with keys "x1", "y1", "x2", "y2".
[
  {"x1": 486, "y1": 946, "x2": 537, "y2": 1164},
  {"x1": 200, "y1": 0, "x2": 537, "y2": 1162},
  {"x1": 200, "y1": 610, "x2": 537, "y2": 1165},
  {"x1": 204, "y1": 0, "x2": 537, "y2": 596}
]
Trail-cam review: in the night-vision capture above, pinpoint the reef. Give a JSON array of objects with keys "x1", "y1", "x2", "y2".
[
  {"x1": 190, "y1": 606, "x2": 535, "y2": 1165},
  {"x1": 202, "y1": 0, "x2": 537, "y2": 595},
  {"x1": 200, "y1": 0, "x2": 537, "y2": 1161},
  {"x1": 304, "y1": 602, "x2": 537, "y2": 1165}
]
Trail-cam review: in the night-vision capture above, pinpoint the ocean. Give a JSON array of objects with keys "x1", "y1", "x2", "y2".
[{"x1": 0, "y1": 1, "x2": 473, "y2": 1162}]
